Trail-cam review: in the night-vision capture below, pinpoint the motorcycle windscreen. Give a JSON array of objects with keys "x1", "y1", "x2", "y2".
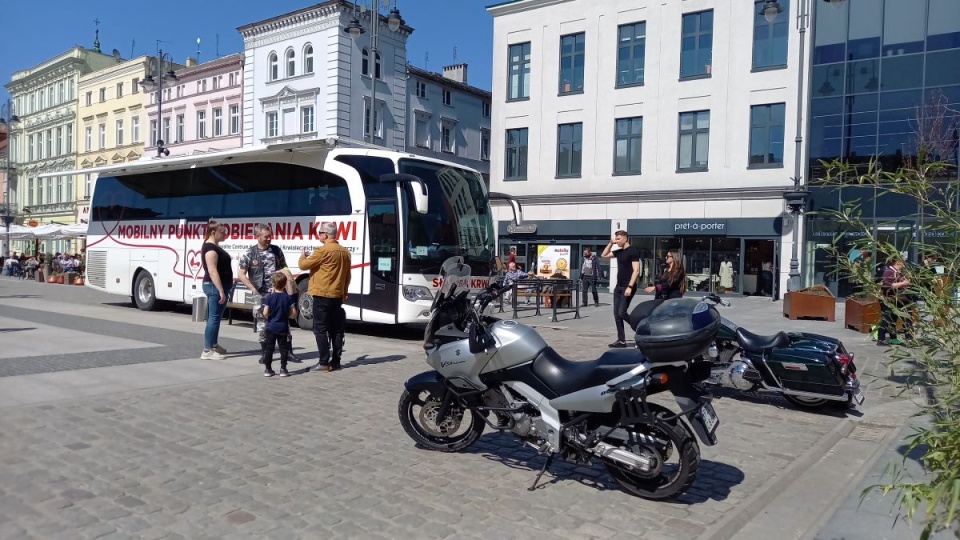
[{"x1": 423, "y1": 257, "x2": 472, "y2": 346}]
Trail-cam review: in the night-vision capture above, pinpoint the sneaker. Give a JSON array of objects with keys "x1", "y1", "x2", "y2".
[
  {"x1": 263, "y1": 370, "x2": 275, "y2": 377},
  {"x1": 608, "y1": 340, "x2": 627, "y2": 348},
  {"x1": 201, "y1": 350, "x2": 227, "y2": 360},
  {"x1": 279, "y1": 368, "x2": 290, "y2": 377},
  {"x1": 213, "y1": 344, "x2": 227, "y2": 354},
  {"x1": 889, "y1": 338, "x2": 903, "y2": 346}
]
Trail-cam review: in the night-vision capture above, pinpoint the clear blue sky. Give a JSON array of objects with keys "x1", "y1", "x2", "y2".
[{"x1": 0, "y1": 0, "x2": 494, "y2": 106}]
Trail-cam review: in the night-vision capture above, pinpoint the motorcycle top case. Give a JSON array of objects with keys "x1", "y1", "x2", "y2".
[{"x1": 634, "y1": 298, "x2": 720, "y2": 362}]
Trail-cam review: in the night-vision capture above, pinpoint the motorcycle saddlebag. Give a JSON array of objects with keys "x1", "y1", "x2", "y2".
[
  {"x1": 634, "y1": 298, "x2": 720, "y2": 363},
  {"x1": 764, "y1": 348, "x2": 846, "y2": 396}
]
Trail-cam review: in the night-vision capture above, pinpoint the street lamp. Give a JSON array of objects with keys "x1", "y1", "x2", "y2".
[
  {"x1": 0, "y1": 101, "x2": 20, "y2": 257},
  {"x1": 343, "y1": 2, "x2": 404, "y2": 145},
  {"x1": 139, "y1": 49, "x2": 178, "y2": 157}
]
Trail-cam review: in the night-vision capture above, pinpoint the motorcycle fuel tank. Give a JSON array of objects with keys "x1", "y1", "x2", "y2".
[{"x1": 481, "y1": 320, "x2": 549, "y2": 373}]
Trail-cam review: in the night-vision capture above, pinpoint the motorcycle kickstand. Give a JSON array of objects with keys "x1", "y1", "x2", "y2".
[{"x1": 528, "y1": 452, "x2": 556, "y2": 492}]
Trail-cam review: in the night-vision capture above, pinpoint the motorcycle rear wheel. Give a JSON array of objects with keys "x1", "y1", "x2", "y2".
[
  {"x1": 782, "y1": 394, "x2": 831, "y2": 410},
  {"x1": 603, "y1": 405, "x2": 701, "y2": 500},
  {"x1": 398, "y1": 389, "x2": 485, "y2": 452}
]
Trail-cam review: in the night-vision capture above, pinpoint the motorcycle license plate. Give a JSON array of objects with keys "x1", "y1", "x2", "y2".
[
  {"x1": 852, "y1": 387, "x2": 865, "y2": 405},
  {"x1": 699, "y1": 402, "x2": 720, "y2": 434}
]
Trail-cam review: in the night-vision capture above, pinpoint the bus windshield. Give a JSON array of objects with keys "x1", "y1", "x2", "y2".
[{"x1": 399, "y1": 159, "x2": 495, "y2": 276}]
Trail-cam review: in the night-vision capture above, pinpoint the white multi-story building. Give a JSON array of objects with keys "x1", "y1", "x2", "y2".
[
  {"x1": 488, "y1": 0, "x2": 805, "y2": 297},
  {"x1": 405, "y1": 64, "x2": 492, "y2": 180}
]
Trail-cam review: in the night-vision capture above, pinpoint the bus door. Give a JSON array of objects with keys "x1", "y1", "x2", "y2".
[{"x1": 363, "y1": 201, "x2": 400, "y2": 323}]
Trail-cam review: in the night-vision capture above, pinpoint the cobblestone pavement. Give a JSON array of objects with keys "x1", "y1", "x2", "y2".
[{"x1": 0, "y1": 278, "x2": 914, "y2": 539}]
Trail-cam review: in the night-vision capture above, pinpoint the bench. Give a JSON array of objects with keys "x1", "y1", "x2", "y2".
[{"x1": 502, "y1": 279, "x2": 580, "y2": 321}]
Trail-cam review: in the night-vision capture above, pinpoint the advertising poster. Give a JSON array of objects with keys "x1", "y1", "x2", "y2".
[{"x1": 536, "y1": 245, "x2": 571, "y2": 278}]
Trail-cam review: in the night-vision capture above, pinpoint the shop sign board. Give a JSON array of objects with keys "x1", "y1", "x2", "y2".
[{"x1": 672, "y1": 219, "x2": 727, "y2": 235}]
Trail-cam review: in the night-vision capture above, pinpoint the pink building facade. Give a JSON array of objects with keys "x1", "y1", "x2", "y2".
[{"x1": 144, "y1": 53, "x2": 244, "y2": 158}]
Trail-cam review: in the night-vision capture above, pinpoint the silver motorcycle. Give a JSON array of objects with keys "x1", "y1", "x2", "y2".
[{"x1": 398, "y1": 257, "x2": 723, "y2": 500}]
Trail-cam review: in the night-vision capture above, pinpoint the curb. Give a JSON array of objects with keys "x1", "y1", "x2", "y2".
[{"x1": 697, "y1": 417, "x2": 856, "y2": 540}]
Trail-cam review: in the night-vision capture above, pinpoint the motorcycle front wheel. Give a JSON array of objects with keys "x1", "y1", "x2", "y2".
[
  {"x1": 604, "y1": 405, "x2": 701, "y2": 500},
  {"x1": 398, "y1": 389, "x2": 485, "y2": 452}
]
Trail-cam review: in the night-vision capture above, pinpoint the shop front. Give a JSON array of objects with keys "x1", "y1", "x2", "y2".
[
  {"x1": 497, "y1": 219, "x2": 613, "y2": 286},
  {"x1": 625, "y1": 217, "x2": 783, "y2": 297}
]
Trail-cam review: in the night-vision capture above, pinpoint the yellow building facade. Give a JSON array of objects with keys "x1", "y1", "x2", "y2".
[{"x1": 76, "y1": 56, "x2": 151, "y2": 225}]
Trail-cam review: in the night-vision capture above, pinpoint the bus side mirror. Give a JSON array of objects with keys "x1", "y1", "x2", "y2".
[
  {"x1": 380, "y1": 173, "x2": 429, "y2": 214},
  {"x1": 489, "y1": 192, "x2": 523, "y2": 225}
]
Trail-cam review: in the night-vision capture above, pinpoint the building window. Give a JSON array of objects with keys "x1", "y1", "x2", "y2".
[
  {"x1": 212, "y1": 76, "x2": 220, "y2": 90},
  {"x1": 98, "y1": 123, "x2": 106, "y2": 150},
  {"x1": 267, "y1": 112, "x2": 278, "y2": 137},
  {"x1": 197, "y1": 110, "x2": 207, "y2": 138},
  {"x1": 482, "y1": 101, "x2": 490, "y2": 118},
  {"x1": 56, "y1": 126, "x2": 63, "y2": 156},
  {"x1": 416, "y1": 80, "x2": 427, "y2": 98},
  {"x1": 749, "y1": 103, "x2": 786, "y2": 166},
  {"x1": 228, "y1": 73, "x2": 236, "y2": 86},
  {"x1": 268, "y1": 52, "x2": 279, "y2": 81},
  {"x1": 614, "y1": 116, "x2": 643, "y2": 174},
  {"x1": 201, "y1": 79, "x2": 207, "y2": 92},
  {"x1": 374, "y1": 52, "x2": 382, "y2": 79},
  {"x1": 132, "y1": 116, "x2": 139, "y2": 143},
  {"x1": 505, "y1": 128, "x2": 528, "y2": 180},
  {"x1": 304, "y1": 44, "x2": 314, "y2": 74},
  {"x1": 27, "y1": 134, "x2": 33, "y2": 161},
  {"x1": 753, "y1": 0, "x2": 789, "y2": 69},
  {"x1": 176, "y1": 114, "x2": 185, "y2": 142},
  {"x1": 286, "y1": 49, "x2": 296, "y2": 77},
  {"x1": 116, "y1": 82, "x2": 123, "y2": 98},
  {"x1": 84, "y1": 174, "x2": 91, "y2": 199},
  {"x1": 507, "y1": 42, "x2": 531, "y2": 100},
  {"x1": 213, "y1": 108, "x2": 223, "y2": 136},
  {"x1": 301, "y1": 106, "x2": 315, "y2": 133},
  {"x1": 47, "y1": 178, "x2": 53, "y2": 204},
  {"x1": 66, "y1": 123, "x2": 73, "y2": 152},
  {"x1": 557, "y1": 123, "x2": 583, "y2": 177},
  {"x1": 28, "y1": 178, "x2": 34, "y2": 206},
  {"x1": 678, "y1": 110, "x2": 710, "y2": 171},
  {"x1": 132, "y1": 77, "x2": 140, "y2": 93},
  {"x1": 442, "y1": 88, "x2": 452, "y2": 106},
  {"x1": 617, "y1": 22, "x2": 646, "y2": 87},
  {"x1": 66, "y1": 175, "x2": 73, "y2": 202},
  {"x1": 441, "y1": 121, "x2": 455, "y2": 153},
  {"x1": 559, "y1": 33, "x2": 586, "y2": 94},
  {"x1": 150, "y1": 119, "x2": 158, "y2": 145},
  {"x1": 481, "y1": 129, "x2": 490, "y2": 161},
  {"x1": 414, "y1": 115, "x2": 429, "y2": 148},
  {"x1": 85, "y1": 91, "x2": 92, "y2": 106},
  {"x1": 230, "y1": 105, "x2": 240, "y2": 134},
  {"x1": 681, "y1": 10, "x2": 714, "y2": 78},
  {"x1": 116, "y1": 119, "x2": 124, "y2": 146},
  {"x1": 46, "y1": 129, "x2": 53, "y2": 158},
  {"x1": 162, "y1": 117, "x2": 170, "y2": 144},
  {"x1": 363, "y1": 99, "x2": 382, "y2": 139},
  {"x1": 362, "y1": 49, "x2": 370, "y2": 76},
  {"x1": 58, "y1": 82, "x2": 65, "y2": 103},
  {"x1": 56, "y1": 177, "x2": 63, "y2": 203},
  {"x1": 99, "y1": 88, "x2": 106, "y2": 102}
]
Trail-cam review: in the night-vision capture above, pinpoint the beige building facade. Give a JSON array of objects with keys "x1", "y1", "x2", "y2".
[{"x1": 76, "y1": 56, "x2": 152, "y2": 225}]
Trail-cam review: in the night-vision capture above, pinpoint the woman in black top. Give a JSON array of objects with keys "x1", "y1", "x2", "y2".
[
  {"x1": 628, "y1": 250, "x2": 688, "y2": 330},
  {"x1": 201, "y1": 219, "x2": 232, "y2": 360}
]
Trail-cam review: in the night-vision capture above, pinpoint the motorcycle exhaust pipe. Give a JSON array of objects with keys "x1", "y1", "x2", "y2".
[
  {"x1": 591, "y1": 442, "x2": 652, "y2": 472},
  {"x1": 777, "y1": 387, "x2": 849, "y2": 402}
]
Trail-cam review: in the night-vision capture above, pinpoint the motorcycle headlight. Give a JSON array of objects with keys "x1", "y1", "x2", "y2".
[{"x1": 403, "y1": 285, "x2": 434, "y2": 302}]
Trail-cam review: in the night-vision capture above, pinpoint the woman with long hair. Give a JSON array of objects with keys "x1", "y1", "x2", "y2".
[
  {"x1": 201, "y1": 219, "x2": 233, "y2": 360},
  {"x1": 628, "y1": 250, "x2": 688, "y2": 331}
]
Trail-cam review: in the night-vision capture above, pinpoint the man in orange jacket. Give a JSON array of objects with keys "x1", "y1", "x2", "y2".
[{"x1": 299, "y1": 222, "x2": 352, "y2": 372}]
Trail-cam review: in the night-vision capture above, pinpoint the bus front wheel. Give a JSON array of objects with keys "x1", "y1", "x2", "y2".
[
  {"x1": 133, "y1": 271, "x2": 158, "y2": 311},
  {"x1": 296, "y1": 279, "x2": 314, "y2": 331}
]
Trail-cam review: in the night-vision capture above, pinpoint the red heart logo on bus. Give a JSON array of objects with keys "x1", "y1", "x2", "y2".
[{"x1": 187, "y1": 249, "x2": 203, "y2": 279}]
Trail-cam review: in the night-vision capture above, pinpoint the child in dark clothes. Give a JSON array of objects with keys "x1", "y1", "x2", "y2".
[{"x1": 260, "y1": 272, "x2": 298, "y2": 377}]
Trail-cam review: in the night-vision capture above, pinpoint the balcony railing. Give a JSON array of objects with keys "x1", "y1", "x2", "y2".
[{"x1": 25, "y1": 201, "x2": 76, "y2": 215}]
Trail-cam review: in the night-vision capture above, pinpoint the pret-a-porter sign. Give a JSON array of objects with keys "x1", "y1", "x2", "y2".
[{"x1": 673, "y1": 220, "x2": 727, "y2": 235}]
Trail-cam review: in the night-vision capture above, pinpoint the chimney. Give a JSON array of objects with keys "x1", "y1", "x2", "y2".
[
  {"x1": 442, "y1": 63, "x2": 468, "y2": 84},
  {"x1": 185, "y1": 57, "x2": 198, "y2": 67}
]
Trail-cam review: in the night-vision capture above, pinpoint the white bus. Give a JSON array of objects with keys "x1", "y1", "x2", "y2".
[{"x1": 71, "y1": 139, "x2": 520, "y2": 327}]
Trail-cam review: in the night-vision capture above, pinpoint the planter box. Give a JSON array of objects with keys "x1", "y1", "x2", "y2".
[
  {"x1": 783, "y1": 286, "x2": 836, "y2": 321},
  {"x1": 844, "y1": 296, "x2": 880, "y2": 333}
]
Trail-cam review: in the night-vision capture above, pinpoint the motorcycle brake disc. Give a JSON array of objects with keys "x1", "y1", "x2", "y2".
[{"x1": 419, "y1": 400, "x2": 464, "y2": 436}]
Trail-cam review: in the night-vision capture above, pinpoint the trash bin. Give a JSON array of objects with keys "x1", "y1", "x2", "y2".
[{"x1": 192, "y1": 295, "x2": 208, "y2": 322}]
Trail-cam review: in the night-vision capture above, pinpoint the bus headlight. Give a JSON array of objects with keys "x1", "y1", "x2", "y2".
[{"x1": 403, "y1": 285, "x2": 434, "y2": 302}]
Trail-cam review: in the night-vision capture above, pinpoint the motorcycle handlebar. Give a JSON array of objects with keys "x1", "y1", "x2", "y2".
[{"x1": 701, "y1": 293, "x2": 732, "y2": 307}]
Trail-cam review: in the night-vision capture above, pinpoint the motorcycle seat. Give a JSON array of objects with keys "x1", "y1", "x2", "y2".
[
  {"x1": 532, "y1": 347, "x2": 643, "y2": 396},
  {"x1": 735, "y1": 327, "x2": 791, "y2": 352}
]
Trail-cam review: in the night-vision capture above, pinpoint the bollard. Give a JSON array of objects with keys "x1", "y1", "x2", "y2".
[{"x1": 192, "y1": 295, "x2": 208, "y2": 322}]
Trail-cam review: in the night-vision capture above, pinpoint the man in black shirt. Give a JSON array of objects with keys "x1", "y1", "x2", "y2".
[{"x1": 602, "y1": 230, "x2": 641, "y2": 348}]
